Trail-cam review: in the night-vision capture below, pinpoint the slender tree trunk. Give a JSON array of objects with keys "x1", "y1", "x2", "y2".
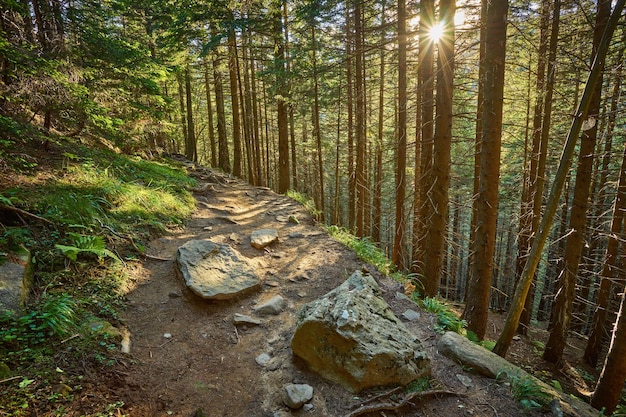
[
  {"x1": 311, "y1": 25, "x2": 325, "y2": 221},
  {"x1": 423, "y1": 0, "x2": 455, "y2": 296},
  {"x1": 213, "y1": 51, "x2": 230, "y2": 173},
  {"x1": 465, "y1": 0, "x2": 487, "y2": 303},
  {"x1": 284, "y1": 1, "x2": 297, "y2": 192},
  {"x1": 176, "y1": 71, "x2": 188, "y2": 154},
  {"x1": 413, "y1": 0, "x2": 435, "y2": 281},
  {"x1": 493, "y1": 0, "x2": 624, "y2": 356},
  {"x1": 373, "y1": 7, "x2": 385, "y2": 244},
  {"x1": 543, "y1": 0, "x2": 610, "y2": 365},
  {"x1": 184, "y1": 64, "x2": 197, "y2": 162},
  {"x1": 272, "y1": 0, "x2": 289, "y2": 193},
  {"x1": 227, "y1": 24, "x2": 242, "y2": 177},
  {"x1": 392, "y1": 0, "x2": 407, "y2": 266},
  {"x1": 517, "y1": 0, "x2": 551, "y2": 333},
  {"x1": 204, "y1": 60, "x2": 217, "y2": 167},
  {"x1": 354, "y1": 0, "x2": 366, "y2": 237},
  {"x1": 464, "y1": 0, "x2": 508, "y2": 340},
  {"x1": 346, "y1": 7, "x2": 356, "y2": 231}
]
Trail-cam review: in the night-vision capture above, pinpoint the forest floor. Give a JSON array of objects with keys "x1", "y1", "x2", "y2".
[
  {"x1": 63, "y1": 164, "x2": 601, "y2": 417},
  {"x1": 1, "y1": 145, "x2": 601, "y2": 417}
]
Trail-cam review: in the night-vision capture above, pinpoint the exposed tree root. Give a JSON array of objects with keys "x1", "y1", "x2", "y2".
[
  {"x1": 0, "y1": 203, "x2": 54, "y2": 225},
  {"x1": 345, "y1": 389, "x2": 463, "y2": 417}
]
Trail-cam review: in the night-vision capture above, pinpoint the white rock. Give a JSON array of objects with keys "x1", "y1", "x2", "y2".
[{"x1": 283, "y1": 383, "x2": 314, "y2": 409}]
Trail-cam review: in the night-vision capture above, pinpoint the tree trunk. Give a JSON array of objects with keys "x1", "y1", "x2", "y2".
[
  {"x1": 464, "y1": 0, "x2": 508, "y2": 340},
  {"x1": 272, "y1": 0, "x2": 289, "y2": 193},
  {"x1": 227, "y1": 24, "x2": 242, "y2": 177},
  {"x1": 354, "y1": 0, "x2": 366, "y2": 237},
  {"x1": 517, "y1": 0, "x2": 551, "y2": 333},
  {"x1": 346, "y1": 7, "x2": 356, "y2": 232},
  {"x1": 311, "y1": 25, "x2": 325, "y2": 221},
  {"x1": 492, "y1": 0, "x2": 624, "y2": 356},
  {"x1": 184, "y1": 64, "x2": 197, "y2": 162},
  {"x1": 213, "y1": 50, "x2": 230, "y2": 173},
  {"x1": 392, "y1": 0, "x2": 407, "y2": 266},
  {"x1": 413, "y1": 0, "x2": 435, "y2": 286},
  {"x1": 373, "y1": 7, "x2": 385, "y2": 244},
  {"x1": 543, "y1": 0, "x2": 609, "y2": 365},
  {"x1": 204, "y1": 60, "x2": 217, "y2": 167}
]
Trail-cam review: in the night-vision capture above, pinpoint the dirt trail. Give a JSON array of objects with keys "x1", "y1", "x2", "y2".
[{"x1": 113, "y1": 171, "x2": 546, "y2": 417}]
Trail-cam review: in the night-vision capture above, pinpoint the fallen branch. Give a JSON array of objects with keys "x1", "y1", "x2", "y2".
[
  {"x1": 0, "y1": 203, "x2": 54, "y2": 225},
  {"x1": 345, "y1": 389, "x2": 462, "y2": 417},
  {"x1": 0, "y1": 376, "x2": 23, "y2": 384}
]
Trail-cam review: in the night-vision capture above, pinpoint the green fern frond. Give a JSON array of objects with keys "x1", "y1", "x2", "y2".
[{"x1": 55, "y1": 233, "x2": 121, "y2": 262}]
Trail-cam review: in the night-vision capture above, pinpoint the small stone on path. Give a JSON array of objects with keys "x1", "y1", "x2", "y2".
[
  {"x1": 250, "y1": 229, "x2": 278, "y2": 249},
  {"x1": 402, "y1": 309, "x2": 421, "y2": 321},
  {"x1": 456, "y1": 373, "x2": 473, "y2": 387},
  {"x1": 255, "y1": 353, "x2": 271, "y2": 367},
  {"x1": 254, "y1": 295, "x2": 286, "y2": 315},
  {"x1": 283, "y1": 383, "x2": 314, "y2": 409},
  {"x1": 233, "y1": 313, "x2": 262, "y2": 326}
]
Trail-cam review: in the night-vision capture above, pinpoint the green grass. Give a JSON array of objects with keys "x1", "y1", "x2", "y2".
[
  {"x1": 0, "y1": 139, "x2": 198, "y2": 415},
  {"x1": 325, "y1": 225, "x2": 395, "y2": 275}
]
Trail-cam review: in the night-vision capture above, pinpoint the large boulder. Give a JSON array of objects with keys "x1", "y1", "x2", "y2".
[
  {"x1": 0, "y1": 248, "x2": 34, "y2": 316},
  {"x1": 176, "y1": 240, "x2": 261, "y2": 300},
  {"x1": 291, "y1": 270, "x2": 430, "y2": 393}
]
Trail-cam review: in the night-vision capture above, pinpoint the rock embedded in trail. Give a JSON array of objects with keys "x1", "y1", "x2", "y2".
[
  {"x1": 283, "y1": 383, "x2": 314, "y2": 409},
  {"x1": 176, "y1": 240, "x2": 261, "y2": 300},
  {"x1": 250, "y1": 228, "x2": 278, "y2": 249},
  {"x1": 254, "y1": 294, "x2": 286, "y2": 315},
  {"x1": 291, "y1": 270, "x2": 430, "y2": 393}
]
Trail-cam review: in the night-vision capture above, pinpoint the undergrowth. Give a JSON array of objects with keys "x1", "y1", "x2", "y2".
[{"x1": 0, "y1": 136, "x2": 197, "y2": 415}]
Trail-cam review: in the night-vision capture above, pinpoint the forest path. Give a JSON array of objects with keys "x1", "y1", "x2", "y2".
[{"x1": 111, "y1": 167, "x2": 546, "y2": 417}]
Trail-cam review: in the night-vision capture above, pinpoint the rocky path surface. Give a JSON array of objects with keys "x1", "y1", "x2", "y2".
[{"x1": 112, "y1": 169, "x2": 547, "y2": 417}]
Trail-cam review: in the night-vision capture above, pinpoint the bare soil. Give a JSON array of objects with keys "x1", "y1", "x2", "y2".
[{"x1": 58, "y1": 166, "x2": 598, "y2": 416}]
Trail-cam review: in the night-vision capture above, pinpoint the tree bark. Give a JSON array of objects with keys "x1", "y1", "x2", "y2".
[
  {"x1": 464, "y1": 0, "x2": 508, "y2": 340},
  {"x1": 227, "y1": 23, "x2": 242, "y2": 177},
  {"x1": 413, "y1": 0, "x2": 435, "y2": 287},
  {"x1": 184, "y1": 64, "x2": 197, "y2": 162},
  {"x1": 392, "y1": 0, "x2": 407, "y2": 266}
]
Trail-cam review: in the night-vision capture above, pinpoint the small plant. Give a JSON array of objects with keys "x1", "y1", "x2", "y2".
[
  {"x1": 497, "y1": 370, "x2": 552, "y2": 411},
  {"x1": 325, "y1": 225, "x2": 394, "y2": 274},
  {"x1": 404, "y1": 376, "x2": 431, "y2": 393},
  {"x1": 420, "y1": 297, "x2": 466, "y2": 333},
  {"x1": 55, "y1": 232, "x2": 120, "y2": 262},
  {"x1": 286, "y1": 189, "x2": 322, "y2": 220},
  {"x1": 0, "y1": 293, "x2": 77, "y2": 362}
]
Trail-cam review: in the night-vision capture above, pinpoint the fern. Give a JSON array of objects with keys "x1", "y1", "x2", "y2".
[{"x1": 56, "y1": 232, "x2": 120, "y2": 262}]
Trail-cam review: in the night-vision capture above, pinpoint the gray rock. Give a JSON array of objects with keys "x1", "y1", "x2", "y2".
[
  {"x1": 255, "y1": 352, "x2": 271, "y2": 367},
  {"x1": 0, "y1": 249, "x2": 34, "y2": 316},
  {"x1": 254, "y1": 295, "x2": 286, "y2": 315},
  {"x1": 401, "y1": 309, "x2": 421, "y2": 321},
  {"x1": 233, "y1": 313, "x2": 262, "y2": 326},
  {"x1": 283, "y1": 383, "x2": 314, "y2": 409},
  {"x1": 291, "y1": 270, "x2": 430, "y2": 393},
  {"x1": 250, "y1": 229, "x2": 278, "y2": 249},
  {"x1": 176, "y1": 240, "x2": 260, "y2": 300}
]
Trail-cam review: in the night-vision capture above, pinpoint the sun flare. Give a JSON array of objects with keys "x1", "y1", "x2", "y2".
[{"x1": 429, "y1": 22, "x2": 445, "y2": 42}]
